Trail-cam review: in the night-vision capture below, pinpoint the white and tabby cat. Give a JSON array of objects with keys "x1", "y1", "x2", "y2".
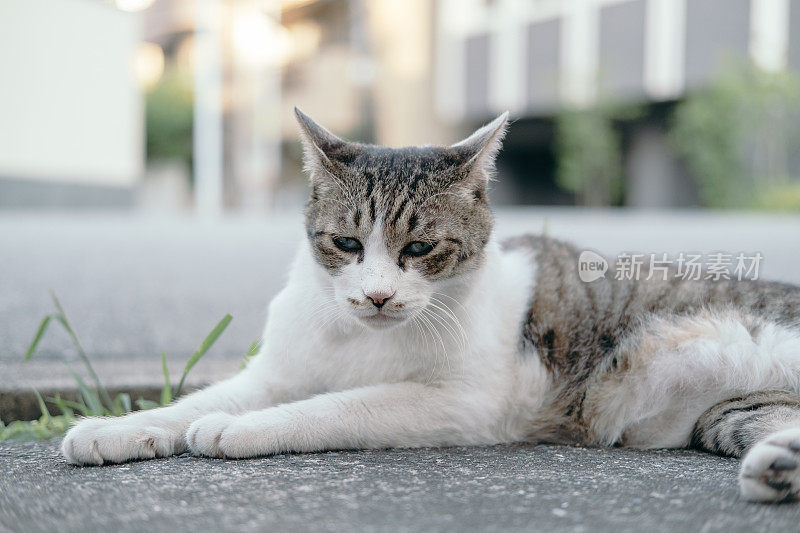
[{"x1": 62, "y1": 110, "x2": 800, "y2": 502}]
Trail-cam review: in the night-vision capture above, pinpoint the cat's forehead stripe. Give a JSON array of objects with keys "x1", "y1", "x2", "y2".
[{"x1": 388, "y1": 197, "x2": 409, "y2": 228}]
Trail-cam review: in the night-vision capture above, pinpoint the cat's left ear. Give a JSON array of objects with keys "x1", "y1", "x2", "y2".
[
  {"x1": 294, "y1": 107, "x2": 348, "y2": 178},
  {"x1": 452, "y1": 111, "x2": 509, "y2": 182}
]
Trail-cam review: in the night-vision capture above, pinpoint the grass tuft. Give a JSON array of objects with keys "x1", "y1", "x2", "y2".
[{"x1": 1, "y1": 293, "x2": 238, "y2": 442}]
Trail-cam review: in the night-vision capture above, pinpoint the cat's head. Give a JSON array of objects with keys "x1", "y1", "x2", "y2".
[{"x1": 297, "y1": 108, "x2": 508, "y2": 329}]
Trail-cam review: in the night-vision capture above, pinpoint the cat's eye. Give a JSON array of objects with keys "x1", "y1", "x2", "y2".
[
  {"x1": 333, "y1": 236, "x2": 363, "y2": 253},
  {"x1": 402, "y1": 241, "x2": 435, "y2": 257}
]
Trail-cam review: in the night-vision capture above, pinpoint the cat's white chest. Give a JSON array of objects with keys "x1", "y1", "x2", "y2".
[
  {"x1": 262, "y1": 298, "x2": 438, "y2": 393},
  {"x1": 310, "y1": 323, "x2": 454, "y2": 390}
]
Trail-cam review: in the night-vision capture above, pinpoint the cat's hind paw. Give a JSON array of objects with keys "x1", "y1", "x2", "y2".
[
  {"x1": 61, "y1": 418, "x2": 177, "y2": 466},
  {"x1": 739, "y1": 428, "x2": 800, "y2": 502}
]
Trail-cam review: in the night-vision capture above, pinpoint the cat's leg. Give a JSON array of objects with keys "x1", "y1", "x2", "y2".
[
  {"x1": 691, "y1": 390, "x2": 800, "y2": 502},
  {"x1": 61, "y1": 370, "x2": 275, "y2": 465},
  {"x1": 186, "y1": 382, "x2": 502, "y2": 458}
]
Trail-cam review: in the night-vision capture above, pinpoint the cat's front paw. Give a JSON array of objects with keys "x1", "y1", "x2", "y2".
[
  {"x1": 185, "y1": 412, "x2": 236, "y2": 458},
  {"x1": 61, "y1": 417, "x2": 179, "y2": 466},
  {"x1": 186, "y1": 411, "x2": 287, "y2": 459},
  {"x1": 740, "y1": 428, "x2": 800, "y2": 502}
]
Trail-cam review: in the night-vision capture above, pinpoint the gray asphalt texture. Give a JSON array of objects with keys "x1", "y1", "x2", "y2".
[{"x1": 3, "y1": 440, "x2": 800, "y2": 533}]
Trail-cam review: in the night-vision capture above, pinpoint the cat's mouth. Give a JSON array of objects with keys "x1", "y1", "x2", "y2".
[{"x1": 359, "y1": 310, "x2": 407, "y2": 329}]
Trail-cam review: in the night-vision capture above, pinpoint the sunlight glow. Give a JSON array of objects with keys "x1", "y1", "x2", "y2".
[{"x1": 115, "y1": 0, "x2": 156, "y2": 12}]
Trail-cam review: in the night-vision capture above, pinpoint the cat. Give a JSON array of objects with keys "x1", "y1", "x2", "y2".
[{"x1": 61, "y1": 109, "x2": 800, "y2": 503}]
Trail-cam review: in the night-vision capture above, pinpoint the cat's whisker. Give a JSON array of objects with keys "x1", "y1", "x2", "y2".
[
  {"x1": 305, "y1": 298, "x2": 343, "y2": 325},
  {"x1": 329, "y1": 307, "x2": 350, "y2": 329},
  {"x1": 430, "y1": 299, "x2": 476, "y2": 338},
  {"x1": 317, "y1": 164, "x2": 358, "y2": 212},
  {"x1": 431, "y1": 292, "x2": 478, "y2": 328},
  {"x1": 427, "y1": 298, "x2": 468, "y2": 339},
  {"x1": 411, "y1": 315, "x2": 437, "y2": 386},
  {"x1": 423, "y1": 303, "x2": 467, "y2": 354},
  {"x1": 419, "y1": 309, "x2": 452, "y2": 377},
  {"x1": 316, "y1": 196, "x2": 354, "y2": 216},
  {"x1": 426, "y1": 299, "x2": 469, "y2": 353},
  {"x1": 305, "y1": 303, "x2": 336, "y2": 322},
  {"x1": 416, "y1": 313, "x2": 442, "y2": 385}
]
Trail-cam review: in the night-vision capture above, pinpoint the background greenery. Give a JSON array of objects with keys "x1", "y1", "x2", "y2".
[
  {"x1": 671, "y1": 63, "x2": 800, "y2": 210},
  {"x1": 554, "y1": 62, "x2": 800, "y2": 210},
  {"x1": 145, "y1": 66, "x2": 194, "y2": 174}
]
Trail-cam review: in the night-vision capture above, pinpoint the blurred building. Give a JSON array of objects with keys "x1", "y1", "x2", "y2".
[
  {"x1": 2, "y1": 0, "x2": 798, "y2": 210},
  {"x1": 0, "y1": 0, "x2": 142, "y2": 209},
  {"x1": 435, "y1": 0, "x2": 800, "y2": 207}
]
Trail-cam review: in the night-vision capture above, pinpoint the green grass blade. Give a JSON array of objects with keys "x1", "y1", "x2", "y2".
[
  {"x1": 240, "y1": 339, "x2": 262, "y2": 370},
  {"x1": 160, "y1": 352, "x2": 172, "y2": 406},
  {"x1": 246, "y1": 339, "x2": 262, "y2": 356},
  {"x1": 119, "y1": 393, "x2": 132, "y2": 413},
  {"x1": 0, "y1": 415, "x2": 71, "y2": 442},
  {"x1": 50, "y1": 291, "x2": 114, "y2": 411},
  {"x1": 174, "y1": 314, "x2": 232, "y2": 397},
  {"x1": 111, "y1": 394, "x2": 125, "y2": 416},
  {"x1": 65, "y1": 367, "x2": 105, "y2": 416},
  {"x1": 109, "y1": 393, "x2": 132, "y2": 416},
  {"x1": 24, "y1": 315, "x2": 53, "y2": 361},
  {"x1": 48, "y1": 395, "x2": 76, "y2": 418},
  {"x1": 47, "y1": 396, "x2": 86, "y2": 417},
  {"x1": 32, "y1": 388, "x2": 51, "y2": 421}
]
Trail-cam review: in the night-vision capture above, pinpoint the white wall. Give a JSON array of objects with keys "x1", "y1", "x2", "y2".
[{"x1": 0, "y1": 0, "x2": 142, "y2": 187}]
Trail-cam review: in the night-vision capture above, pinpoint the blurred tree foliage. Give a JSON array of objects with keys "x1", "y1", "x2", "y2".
[
  {"x1": 145, "y1": 67, "x2": 194, "y2": 174},
  {"x1": 670, "y1": 64, "x2": 800, "y2": 210},
  {"x1": 555, "y1": 103, "x2": 640, "y2": 207}
]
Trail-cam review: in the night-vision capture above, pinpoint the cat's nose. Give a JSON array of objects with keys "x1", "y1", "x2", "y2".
[{"x1": 365, "y1": 290, "x2": 395, "y2": 308}]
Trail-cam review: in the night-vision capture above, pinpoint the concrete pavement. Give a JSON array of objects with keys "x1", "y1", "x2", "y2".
[{"x1": 3, "y1": 440, "x2": 800, "y2": 532}]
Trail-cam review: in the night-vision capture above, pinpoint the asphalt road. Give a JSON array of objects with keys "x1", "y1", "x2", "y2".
[{"x1": 3, "y1": 440, "x2": 800, "y2": 532}]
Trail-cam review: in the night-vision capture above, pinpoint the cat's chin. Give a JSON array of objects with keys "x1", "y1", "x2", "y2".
[{"x1": 358, "y1": 312, "x2": 408, "y2": 330}]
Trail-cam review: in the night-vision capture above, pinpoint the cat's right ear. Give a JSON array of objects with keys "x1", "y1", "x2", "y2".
[
  {"x1": 452, "y1": 112, "x2": 509, "y2": 174},
  {"x1": 294, "y1": 107, "x2": 346, "y2": 178}
]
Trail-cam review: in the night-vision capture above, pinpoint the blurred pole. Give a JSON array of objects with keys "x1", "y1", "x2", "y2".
[
  {"x1": 434, "y1": 0, "x2": 466, "y2": 123},
  {"x1": 560, "y1": 0, "x2": 598, "y2": 107},
  {"x1": 236, "y1": 0, "x2": 281, "y2": 212},
  {"x1": 348, "y1": 0, "x2": 375, "y2": 142},
  {"x1": 644, "y1": 0, "x2": 686, "y2": 100},
  {"x1": 194, "y1": 0, "x2": 224, "y2": 216},
  {"x1": 749, "y1": 0, "x2": 790, "y2": 73},
  {"x1": 252, "y1": 12, "x2": 282, "y2": 213}
]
